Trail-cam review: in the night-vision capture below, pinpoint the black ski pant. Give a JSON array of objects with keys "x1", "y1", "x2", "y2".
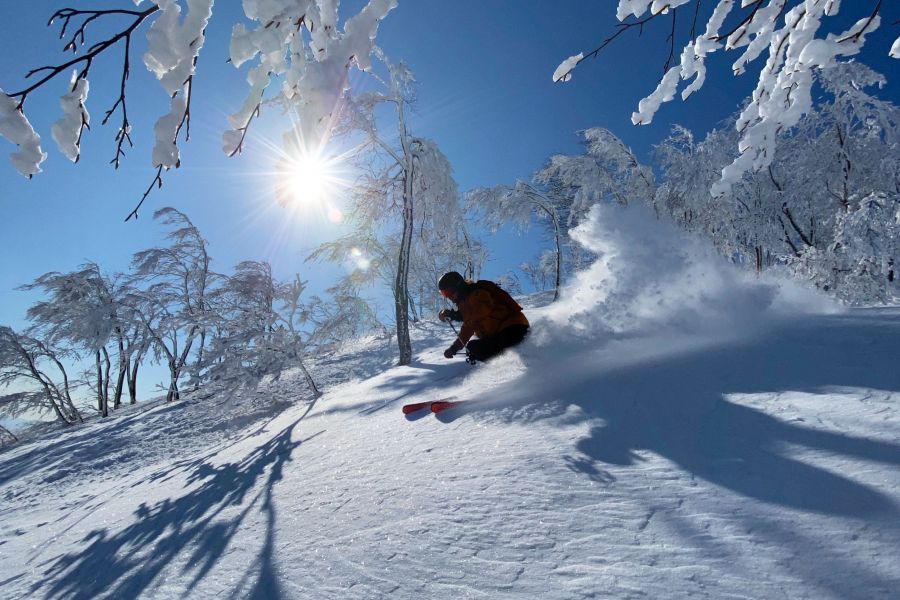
[{"x1": 466, "y1": 324, "x2": 529, "y2": 362}]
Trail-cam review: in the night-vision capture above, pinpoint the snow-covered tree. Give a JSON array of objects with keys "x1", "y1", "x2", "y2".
[
  {"x1": 129, "y1": 207, "x2": 216, "y2": 401},
  {"x1": 554, "y1": 0, "x2": 899, "y2": 195},
  {"x1": 0, "y1": 1, "x2": 397, "y2": 218},
  {"x1": 796, "y1": 192, "x2": 900, "y2": 304},
  {"x1": 0, "y1": 326, "x2": 82, "y2": 425},
  {"x1": 201, "y1": 261, "x2": 319, "y2": 396},
  {"x1": 652, "y1": 62, "x2": 899, "y2": 302},
  {"x1": 273, "y1": 275, "x2": 321, "y2": 397},
  {"x1": 467, "y1": 181, "x2": 564, "y2": 300},
  {"x1": 304, "y1": 277, "x2": 383, "y2": 350},
  {"x1": 21, "y1": 264, "x2": 122, "y2": 417},
  {"x1": 203, "y1": 260, "x2": 276, "y2": 384},
  {"x1": 315, "y1": 52, "x2": 475, "y2": 365},
  {"x1": 469, "y1": 128, "x2": 654, "y2": 298}
]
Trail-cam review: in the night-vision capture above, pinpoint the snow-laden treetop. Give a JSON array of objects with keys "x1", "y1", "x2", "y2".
[{"x1": 556, "y1": 0, "x2": 900, "y2": 196}]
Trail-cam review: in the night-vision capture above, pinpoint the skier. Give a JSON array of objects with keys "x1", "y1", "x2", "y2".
[{"x1": 437, "y1": 271, "x2": 530, "y2": 362}]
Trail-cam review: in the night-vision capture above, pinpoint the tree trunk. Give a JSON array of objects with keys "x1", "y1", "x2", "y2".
[
  {"x1": 95, "y1": 350, "x2": 104, "y2": 413},
  {"x1": 297, "y1": 358, "x2": 322, "y2": 398},
  {"x1": 194, "y1": 329, "x2": 206, "y2": 391},
  {"x1": 113, "y1": 337, "x2": 126, "y2": 410},
  {"x1": 167, "y1": 361, "x2": 180, "y2": 402},
  {"x1": 128, "y1": 346, "x2": 145, "y2": 404},
  {"x1": 394, "y1": 166, "x2": 414, "y2": 366},
  {"x1": 101, "y1": 347, "x2": 111, "y2": 417},
  {"x1": 128, "y1": 364, "x2": 138, "y2": 405}
]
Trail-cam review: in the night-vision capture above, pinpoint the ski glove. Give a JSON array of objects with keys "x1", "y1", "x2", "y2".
[
  {"x1": 438, "y1": 309, "x2": 461, "y2": 323},
  {"x1": 444, "y1": 339, "x2": 464, "y2": 359}
]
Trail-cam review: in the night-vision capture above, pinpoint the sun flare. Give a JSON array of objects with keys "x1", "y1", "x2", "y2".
[{"x1": 282, "y1": 152, "x2": 334, "y2": 206}]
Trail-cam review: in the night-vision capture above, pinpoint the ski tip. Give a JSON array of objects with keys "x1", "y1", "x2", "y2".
[
  {"x1": 402, "y1": 401, "x2": 431, "y2": 415},
  {"x1": 430, "y1": 400, "x2": 460, "y2": 413}
]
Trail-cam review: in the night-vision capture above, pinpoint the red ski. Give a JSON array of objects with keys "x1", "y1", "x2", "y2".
[
  {"x1": 401, "y1": 400, "x2": 433, "y2": 415},
  {"x1": 402, "y1": 398, "x2": 461, "y2": 415},
  {"x1": 430, "y1": 400, "x2": 467, "y2": 413}
]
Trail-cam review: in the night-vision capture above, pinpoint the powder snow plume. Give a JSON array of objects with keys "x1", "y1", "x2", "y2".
[
  {"x1": 538, "y1": 203, "x2": 838, "y2": 344},
  {"x1": 482, "y1": 202, "x2": 844, "y2": 406}
]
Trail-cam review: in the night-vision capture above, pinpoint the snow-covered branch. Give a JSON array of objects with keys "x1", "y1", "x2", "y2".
[{"x1": 555, "y1": 0, "x2": 896, "y2": 195}]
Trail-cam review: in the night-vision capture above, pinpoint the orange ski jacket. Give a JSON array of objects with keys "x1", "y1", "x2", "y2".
[{"x1": 453, "y1": 280, "x2": 529, "y2": 345}]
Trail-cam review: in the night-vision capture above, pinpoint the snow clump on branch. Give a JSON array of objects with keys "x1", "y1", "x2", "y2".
[
  {"x1": 51, "y1": 73, "x2": 90, "y2": 162},
  {"x1": 0, "y1": 91, "x2": 46, "y2": 177},
  {"x1": 142, "y1": 0, "x2": 214, "y2": 169},
  {"x1": 225, "y1": 0, "x2": 398, "y2": 155}
]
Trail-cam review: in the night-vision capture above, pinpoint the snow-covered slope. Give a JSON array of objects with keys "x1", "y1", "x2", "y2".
[
  {"x1": 2, "y1": 205, "x2": 899, "y2": 599},
  {"x1": 1, "y1": 304, "x2": 899, "y2": 599}
]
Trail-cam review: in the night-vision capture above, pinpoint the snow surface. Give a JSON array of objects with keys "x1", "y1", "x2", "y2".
[{"x1": 2, "y1": 205, "x2": 900, "y2": 599}]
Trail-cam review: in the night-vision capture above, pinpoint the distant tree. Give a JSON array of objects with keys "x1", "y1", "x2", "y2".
[
  {"x1": 469, "y1": 128, "x2": 653, "y2": 299},
  {"x1": 304, "y1": 276, "x2": 382, "y2": 350},
  {"x1": 202, "y1": 261, "x2": 319, "y2": 396},
  {"x1": 554, "y1": 0, "x2": 899, "y2": 195},
  {"x1": 795, "y1": 192, "x2": 900, "y2": 304},
  {"x1": 274, "y1": 275, "x2": 321, "y2": 397},
  {"x1": 0, "y1": 326, "x2": 82, "y2": 425},
  {"x1": 467, "y1": 181, "x2": 564, "y2": 300},
  {"x1": 0, "y1": 1, "x2": 397, "y2": 218}
]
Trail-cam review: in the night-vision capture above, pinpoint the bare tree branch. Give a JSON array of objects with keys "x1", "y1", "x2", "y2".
[
  {"x1": 556, "y1": 6, "x2": 671, "y2": 83},
  {"x1": 9, "y1": 7, "x2": 159, "y2": 107},
  {"x1": 227, "y1": 104, "x2": 261, "y2": 158},
  {"x1": 664, "y1": 7, "x2": 678, "y2": 73},
  {"x1": 104, "y1": 28, "x2": 134, "y2": 168},
  {"x1": 125, "y1": 166, "x2": 165, "y2": 222}
]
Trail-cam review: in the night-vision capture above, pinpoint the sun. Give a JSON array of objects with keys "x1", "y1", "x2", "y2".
[
  {"x1": 266, "y1": 135, "x2": 355, "y2": 225},
  {"x1": 279, "y1": 151, "x2": 334, "y2": 206}
]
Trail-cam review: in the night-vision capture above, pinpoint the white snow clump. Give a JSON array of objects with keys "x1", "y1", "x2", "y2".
[
  {"x1": 144, "y1": 0, "x2": 214, "y2": 168},
  {"x1": 226, "y1": 0, "x2": 397, "y2": 154},
  {"x1": 553, "y1": 53, "x2": 583, "y2": 83},
  {"x1": 0, "y1": 89, "x2": 46, "y2": 177},
  {"x1": 562, "y1": 1, "x2": 890, "y2": 197},
  {"x1": 51, "y1": 74, "x2": 90, "y2": 162}
]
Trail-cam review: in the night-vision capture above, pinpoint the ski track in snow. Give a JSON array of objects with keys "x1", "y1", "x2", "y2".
[{"x1": 1, "y1": 307, "x2": 899, "y2": 599}]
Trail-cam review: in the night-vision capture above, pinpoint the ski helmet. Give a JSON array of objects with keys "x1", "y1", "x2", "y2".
[{"x1": 438, "y1": 271, "x2": 465, "y2": 293}]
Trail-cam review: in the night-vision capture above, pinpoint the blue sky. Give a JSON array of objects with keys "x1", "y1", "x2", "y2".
[{"x1": 2, "y1": 0, "x2": 899, "y2": 331}]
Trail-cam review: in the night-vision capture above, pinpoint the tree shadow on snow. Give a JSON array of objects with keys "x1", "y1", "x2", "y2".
[
  {"x1": 474, "y1": 309, "x2": 900, "y2": 596},
  {"x1": 317, "y1": 358, "x2": 473, "y2": 418},
  {"x1": 30, "y1": 418, "x2": 319, "y2": 600},
  {"x1": 547, "y1": 312, "x2": 900, "y2": 517}
]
